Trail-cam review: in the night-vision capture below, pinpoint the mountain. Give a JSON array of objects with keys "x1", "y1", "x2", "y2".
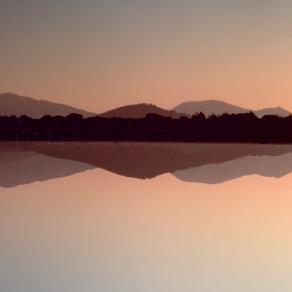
[
  {"x1": 100, "y1": 103, "x2": 185, "y2": 119},
  {"x1": 0, "y1": 93, "x2": 95, "y2": 118},
  {"x1": 173, "y1": 100, "x2": 291, "y2": 117},
  {"x1": 173, "y1": 100, "x2": 248, "y2": 116},
  {"x1": 254, "y1": 107, "x2": 291, "y2": 118},
  {"x1": 1, "y1": 93, "x2": 290, "y2": 119}
]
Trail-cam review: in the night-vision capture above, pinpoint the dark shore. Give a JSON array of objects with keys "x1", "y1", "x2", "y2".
[{"x1": 0, "y1": 112, "x2": 291, "y2": 143}]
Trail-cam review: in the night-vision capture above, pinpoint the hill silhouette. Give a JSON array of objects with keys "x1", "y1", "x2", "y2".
[
  {"x1": 1, "y1": 93, "x2": 290, "y2": 119},
  {"x1": 173, "y1": 100, "x2": 248, "y2": 116},
  {"x1": 254, "y1": 107, "x2": 291, "y2": 118},
  {"x1": 0, "y1": 93, "x2": 95, "y2": 118},
  {"x1": 100, "y1": 103, "x2": 184, "y2": 118},
  {"x1": 173, "y1": 100, "x2": 291, "y2": 117}
]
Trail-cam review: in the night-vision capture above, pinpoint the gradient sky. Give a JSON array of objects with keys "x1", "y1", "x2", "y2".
[{"x1": 1, "y1": 0, "x2": 292, "y2": 113}]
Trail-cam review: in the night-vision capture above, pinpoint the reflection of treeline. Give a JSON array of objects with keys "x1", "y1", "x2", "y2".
[{"x1": 0, "y1": 112, "x2": 292, "y2": 143}]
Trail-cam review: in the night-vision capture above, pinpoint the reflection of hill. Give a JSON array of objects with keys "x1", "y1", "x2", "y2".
[
  {"x1": 1, "y1": 142, "x2": 292, "y2": 187},
  {"x1": 173, "y1": 153, "x2": 292, "y2": 184},
  {"x1": 5, "y1": 142, "x2": 292, "y2": 179},
  {"x1": 0, "y1": 147, "x2": 94, "y2": 188}
]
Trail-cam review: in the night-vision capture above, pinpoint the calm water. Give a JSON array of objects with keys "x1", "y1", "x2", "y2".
[{"x1": 1, "y1": 142, "x2": 292, "y2": 292}]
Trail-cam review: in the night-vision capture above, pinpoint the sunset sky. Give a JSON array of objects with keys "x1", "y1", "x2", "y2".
[{"x1": 1, "y1": 0, "x2": 292, "y2": 113}]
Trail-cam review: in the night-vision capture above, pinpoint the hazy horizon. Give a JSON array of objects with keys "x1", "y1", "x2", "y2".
[
  {"x1": 1, "y1": 92, "x2": 291, "y2": 114},
  {"x1": 1, "y1": 0, "x2": 292, "y2": 113}
]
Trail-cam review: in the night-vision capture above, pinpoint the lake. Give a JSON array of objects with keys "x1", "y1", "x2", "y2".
[{"x1": 1, "y1": 142, "x2": 292, "y2": 292}]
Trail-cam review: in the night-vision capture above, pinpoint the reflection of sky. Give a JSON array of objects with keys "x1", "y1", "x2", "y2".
[
  {"x1": 1, "y1": 1, "x2": 292, "y2": 112},
  {"x1": 1, "y1": 169, "x2": 292, "y2": 291}
]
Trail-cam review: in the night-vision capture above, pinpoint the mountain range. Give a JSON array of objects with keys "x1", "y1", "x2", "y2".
[
  {"x1": 100, "y1": 100, "x2": 291, "y2": 118},
  {"x1": 0, "y1": 93, "x2": 290, "y2": 118},
  {"x1": 173, "y1": 100, "x2": 291, "y2": 117}
]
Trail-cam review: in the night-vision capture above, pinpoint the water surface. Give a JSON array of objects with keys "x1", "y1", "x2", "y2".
[{"x1": 1, "y1": 142, "x2": 292, "y2": 292}]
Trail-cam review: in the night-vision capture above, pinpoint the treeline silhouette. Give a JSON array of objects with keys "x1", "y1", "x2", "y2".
[{"x1": 0, "y1": 112, "x2": 291, "y2": 143}]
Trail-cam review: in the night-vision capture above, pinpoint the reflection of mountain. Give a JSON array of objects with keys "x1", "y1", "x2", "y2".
[
  {"x1": 173, "y1": 153, "x2": 292, "y2": 184},
  {"x1": 0, "y1": 150, "x2": 94, "y2": 188},
  {"x1": 6, "y1": 142, "x2": 292, "y2": 177},
  {"x1": 1, "y1": 142, "x2": 292, "y2": 187},
  {"x1": 12, "y1": 143, "x2": 291, "y2": 179}
]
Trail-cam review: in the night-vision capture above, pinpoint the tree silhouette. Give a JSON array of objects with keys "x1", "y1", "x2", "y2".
[{"x1": 0, "y1": 112, "x2": 290, "y2": 143}]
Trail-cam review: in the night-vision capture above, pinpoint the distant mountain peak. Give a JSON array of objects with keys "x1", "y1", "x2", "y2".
[
  {"x1": 173, "y1": 100, "x2": 248, "y2": 116},
  {"x1": 254, "y1": 106, "x2": 291, "y2": 118},
  {"x1": 173, "y1": 99, "x2": 291, "y2": 117},
  {"x1": 100, "y1": 103, "x2": 184, "y2": 119},
  {"x1": 0, "y1": 93, "x2": 95, "y2": 118}
]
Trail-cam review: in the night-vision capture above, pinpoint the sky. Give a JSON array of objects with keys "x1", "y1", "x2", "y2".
[{"x1": 0, "y1": 0, "x2": 292, "y2": 113}]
